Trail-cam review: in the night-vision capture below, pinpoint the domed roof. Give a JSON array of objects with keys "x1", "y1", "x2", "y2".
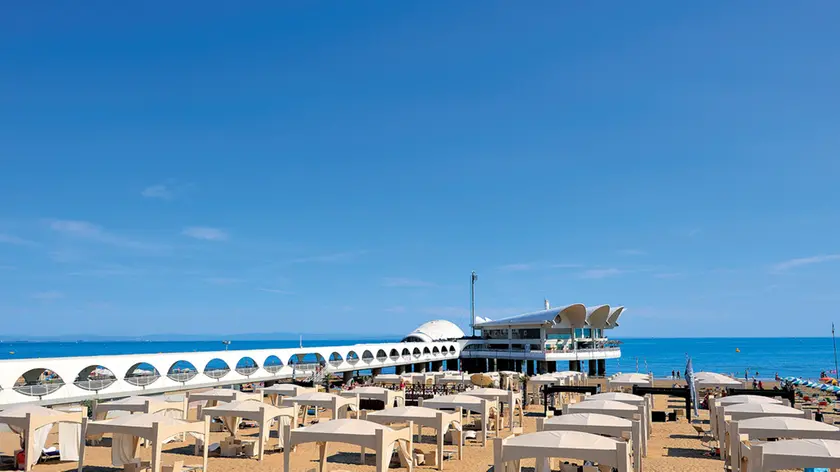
[{"x1": 402, "y1": 320, "x2": 465, "y2": 342}]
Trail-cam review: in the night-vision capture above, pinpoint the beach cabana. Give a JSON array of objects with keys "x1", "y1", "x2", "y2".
[
  {"x1": 536, "y1": 413, "x2": 642, "y2": 472},
  {"x1": 493, "y1": 430, "x2": 631, "y2": 472},
  {"x1": 743, "y1": 438, "x2": 840, "y2": 472},
  {"x1": 564, "y1": 400, "x2": 648, "y2": 455},
  {"x1": 95, "y1": 396, "x2": 187, "y2": 420},
  {"x1": 187, "y1": 389, "x2": 261, "y2": 414},
  {"x1": 435, "y1": 374, "x2": 471, "y2": 387},
  {"x1": 281, "y1": 392, "x2": 358, "y2": 424},
  {"x1": 694, "y1": 372, "x2": 743, "y2": 390},
  {"x1": 281, "y1": 418, "x2": 414, "y2": 472},
  {"x1": 366, "y1": 406, "x2": 463, "y2": 470},
  {"x1": 553, "y1": 371, "x2": 586, "y2": 386},
  {"x1": 526, "y1": 374, "x2": 565, "y2": 406},
  {"x1": 79, "y1": 412, "x2": 210, "y2": 472},
  {"x1": 607, "y1": 373, "x2": 652, "y2": 391},
  {"x1": 585, "y1": 392, "x2": 652, "y2": 443},
  {"x1": 373, "y1": 374, "x2": 402, "y2": 386},
  {"x1": 727, "y1": 416, "x2": 840, "y2": 472},
  {"x1": 710, "y1": 395, "x2": 783, "y2": 439},
  {"x1": 340, "y1": 386, "x2": 406, "y2": 409},
  {"x1": 716, "y1": 402, "x2": 809, "y2": 446},
  {"x1": 201, "y1": 400, "x2": 296, "y2": 460},
  {"x1": 419, "y1": 394, "x2": 498, "y2": 446},
  {"x1": 0, "y1": 404, "x2": 85, "y2": 472},
  {"x1": 463, "y1": 388, "x2": 524, "y2": 429},
  {"x1": 259, "y1": 384, "x2": 317, "y2": 406}
]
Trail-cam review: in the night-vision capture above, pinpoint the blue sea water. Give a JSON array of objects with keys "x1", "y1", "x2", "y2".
[{"x1": 0, "y1": 337, "x2": 833, "y2": 380}]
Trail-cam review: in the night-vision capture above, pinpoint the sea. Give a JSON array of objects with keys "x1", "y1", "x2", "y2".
[{"x1": 0, "y1": 337, "x2": 833, "y2": 381}]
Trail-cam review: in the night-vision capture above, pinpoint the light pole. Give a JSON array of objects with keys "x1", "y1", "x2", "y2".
[{"x1": 470, "y1": 271, "x2": 478, "y2": 336}]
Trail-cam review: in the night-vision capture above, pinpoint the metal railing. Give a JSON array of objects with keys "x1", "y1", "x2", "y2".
[
  {"x1": 14, "y1": 382, "x2": 65, "y2": 396},
  {"x1": 74, "y1": 379, "x2": 116, "y2": 391},
  {"x1": 204, "y1": 368, "x2": 231, "y2": 379},
  {"x1": 125, "y1": 374, "x2": 160, "y2": 387},
  {"x1": 460, "y1": 346, "x2": 620, "y2": 359},
  {"x1": 235, "y1": 367, "x2": 258, "y2": 376},
  {"x1": 167, "y1": 371, "x2": 198, "y2": 382}
]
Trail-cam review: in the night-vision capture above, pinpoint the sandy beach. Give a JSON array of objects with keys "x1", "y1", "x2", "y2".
[{"x1": 1, "y1": 378, "x2": 798, "y2": 472}]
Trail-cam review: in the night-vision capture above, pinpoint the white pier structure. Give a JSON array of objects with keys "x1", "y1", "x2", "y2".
[{"x1": 0, "y1": 340, "x2": 461, "y2": 407}]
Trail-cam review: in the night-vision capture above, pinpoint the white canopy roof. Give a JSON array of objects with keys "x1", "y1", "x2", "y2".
[
  {"x1": 340, "y1": 386, "x2": 405, "y2": 408},
  {"x1": 260, "y1": 384, "x2": 314, "y2": 396},
  {"x1": 570, "y1": 400, "x2": 638, "y2": 412},
  {"x1": 609, "y1": 373, "x2": 651, "y2": 386},
  {"x1": 529, "y1": 373, "x2": 565, "y2": 385},
  {"x1": 495, "y1": 430, "x2": 631, "y2": 471},
  {"x1": 747, "y1": 438, "x2": 840, "y2": 471},
  {"x1": 188, "y1": 389, "x2": 260, "y2": 403},
  {"x1": 738, "y1": 416, "x2": 839, "y2": 434},
  {"x1": 0, "y1": 404, "x2": 66, "y2": 420},
  {"x1": 421, "y1": 394, "x2": 496, "y2": 412},
  {"x1": 202, "y1": 400, "x2": 294, "y2": 420},
  {"x1": 761, "y1": 438, "x2": 840, "y2": 457},
  {"x1": 546, "y1": 413, "x2": 631, "y2": 428},
  {"x1": 367, "y1": 406, "x2": 461, "y2": 429},
  {"x1": 725, "y1": 403, "x2": 803, "y2": 415},
  {"x1": 695, "y1": 372, "x2": 742, "y2": 388},
  {"x1": 588, "y1": 392, "x2": 645, "y2": 404},
  {"x1": 717, "y1": 395, "x2": 782, "y2": 406},
  {"x1": 506, "y1": 429, "x2": 621, "y2": 450}
]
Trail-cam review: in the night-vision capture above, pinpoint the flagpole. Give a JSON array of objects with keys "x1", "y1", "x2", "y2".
[{"x1": 833, "y1": 323, "x2": 839, "y2": 379}]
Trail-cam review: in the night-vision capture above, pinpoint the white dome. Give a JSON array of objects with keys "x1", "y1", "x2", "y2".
[{"x1": 402, "y1": 320, "x2": 465, "y2": 342}]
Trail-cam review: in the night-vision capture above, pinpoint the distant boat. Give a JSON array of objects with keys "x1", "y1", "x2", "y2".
[{"x1": 735, "y1": 348, "x2": 740, "y2": 353}]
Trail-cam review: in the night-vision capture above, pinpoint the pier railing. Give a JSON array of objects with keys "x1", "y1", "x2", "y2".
[
  {"x1": 0, "y1": 340, "x2": 462, "y2": 407},
  {"x1": 460, "y1": 346, "x2": 620, "y2": 361}
]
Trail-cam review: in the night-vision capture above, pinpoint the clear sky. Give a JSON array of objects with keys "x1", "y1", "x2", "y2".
[{"x1": 1, "y1": 2, "x2": 838, "y2": 338}]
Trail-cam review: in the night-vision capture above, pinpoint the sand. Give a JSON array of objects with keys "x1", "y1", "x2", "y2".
[{"x1": 0, "y1": 379, "x2": 808, "y2": 472}]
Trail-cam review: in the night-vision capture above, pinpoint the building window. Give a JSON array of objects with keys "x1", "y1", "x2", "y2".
[
  {"x1": 547, "y1": 333, "x2": 571, "y2": 340},
  {"x1": 482, "y1": 329, "x2": 509, "y2": 340},
  {"x1": 583, "y1": 328, "x2": 592, "y2": 337},
  {"x1": 511, "y1": 328, "x2": 541, "y2": 339}
]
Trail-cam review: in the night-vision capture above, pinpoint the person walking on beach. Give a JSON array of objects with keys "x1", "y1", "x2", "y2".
[
  {"x1": 671, "y1": 370, "x2": 675, "y2": 379},
  {"x1": 758, "y1": 380, "x2": 764, "y2": 390},
  {"x1": 745, "y1": 369, "x2": 749, "y2": 382},
  {"x1": 676, "y1": 370, "x2": 680, "y2": 379},
  {"x1": 753, "y1": 378, "x2": 758, "y2": 389}
]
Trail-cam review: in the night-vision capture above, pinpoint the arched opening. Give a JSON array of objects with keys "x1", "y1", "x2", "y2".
[
  {"x1": 288, "y1": 353, "x2": 326, "y2": 371},
  {"x1": 441, "y1": 346, "x2": 449, "y2": 355},
  {"x1": 204, "y1": 359, "x2": 230, "y2": 379},
  {"x1": 423, "y1": 347, "x2": 431, "y2": 357},
  {"x1": 125, "y1": 363, "x2": 160, "y2": 387},
  {"x1": 14, "y1": 368, "x2": 65, "y2": 396},
  {"x1": 432, "y1": 346, "x2": 440, "y2": 357},
  {"x1": 389, "y1": 349, "x2": 399, "y2": 361},
  {"x1": 346, "y1": 351, "x2": 360, "y2": 365},
  {"x1": 362, "y1": 350, "x2": 374, "y2": 363},
  {"x1": 449, "y1": 345, "x2": 457, "y2": 354},
  {"x1": 167, "y1": 360, "x2": 198, "y2": 382},
  {"x1": 401, "y1": 348, "x2": 411, "y2": 360},
  {"x1": 377, "y1": 350, "x2": 388, "y2": 362},
  {"x1": 74, "y1": 365, "x2": 116, "y2": 391},
  {"x1": 264, "y1": 355, "x2": 284, "y2": 374},
  {"x1": 329, "y1": 352, "x2": 343, "y2": 368},
  {"x1": 235, "y1": 357, "x2": 259, "y2": 376},
  {"x1": 413, "y1": 347, "x2": 421, "y2": 358}
]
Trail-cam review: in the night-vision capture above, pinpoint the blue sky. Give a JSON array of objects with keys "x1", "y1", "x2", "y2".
[{"x1": 1, "y1": 2, "x2": 839, "y2": 338}]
